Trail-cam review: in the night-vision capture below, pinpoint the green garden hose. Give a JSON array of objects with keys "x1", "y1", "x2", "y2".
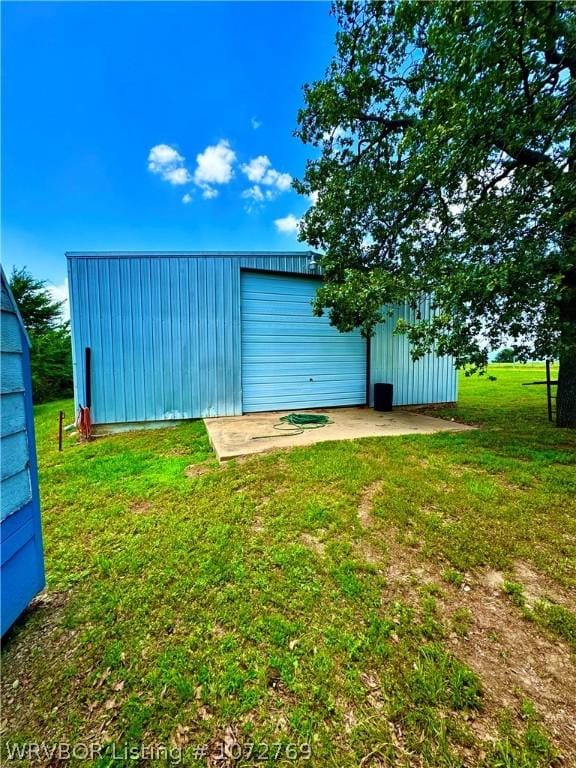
[{"x1": 252, "y1": 413, "x2": 334, "y2": 439}]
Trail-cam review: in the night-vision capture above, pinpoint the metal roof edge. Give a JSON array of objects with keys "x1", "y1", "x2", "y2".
[{"x1": 65, "y1": 250, "x2": 322, "y2": 259}]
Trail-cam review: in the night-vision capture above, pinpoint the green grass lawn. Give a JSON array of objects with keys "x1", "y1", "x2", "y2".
[{"x1": 2, "y1": 364, "x2": 575, "y2": 767}]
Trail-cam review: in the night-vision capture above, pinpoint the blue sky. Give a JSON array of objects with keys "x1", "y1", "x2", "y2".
[{"x1": 1, "y1": 1, "x2": 336, "y2": 308}]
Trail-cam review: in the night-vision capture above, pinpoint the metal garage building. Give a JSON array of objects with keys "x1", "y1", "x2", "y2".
[{"x1": 66, "y1": 252, "x2": 457, "y2": 427}]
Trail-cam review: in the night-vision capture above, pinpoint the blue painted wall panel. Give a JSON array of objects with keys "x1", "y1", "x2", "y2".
[
  {"x1": 1, "y1": 430, "x2": 30, "y2": 481},
  {"x1": 1, "y1": 393, "x2": 26, "y2": 437},
  {"x1": 1, "y1": 352, "x2": 26, "y2": 394},
  {"x1": 1, "y1": 508, "x2": 45, "y2": 634},
  {"x1": 1, "y1": 272, "x2": 45, "y2": 635},
  {"x1": 67, "y1": 253, "x2": 457, "y2": 424},
  {"x1": 1, "y1": 503, "x2": 34, "y2": 566},
  {"x1": 1, "y1": 284, "x2": 32, "y2": 523},
  {"x1": 1, "y1": 468, "x2": 32, "y2": 520},
  {"x1": 1, "y1": 312, "x2": 23, "y2": 353}
]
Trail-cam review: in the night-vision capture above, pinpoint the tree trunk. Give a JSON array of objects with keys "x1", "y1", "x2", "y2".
[
  {"x1": 557, "y1": 350, "x2": 576, "y2": 428},
  {"x1": 556, "y1": 267, "x2": 576, "y2": 428},
  {"x1": 554, "y1": 29, "x2": 575, "y2": 428}
]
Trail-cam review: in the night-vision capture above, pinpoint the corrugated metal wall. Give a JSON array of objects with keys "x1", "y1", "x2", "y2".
[
  {"x1": 67, "y1": 253, "x2": 313, "y2": 423},
  {"x1": 67, "y1": 253, "x2": 456, "y2": 424},
  {"x1": 370, "y1": 298, "x2": 458, "y2": 406}
]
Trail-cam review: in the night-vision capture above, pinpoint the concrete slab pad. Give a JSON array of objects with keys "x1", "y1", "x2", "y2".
[{"x1": 204, "y1": 407, "x2": 474, "y2": 461}]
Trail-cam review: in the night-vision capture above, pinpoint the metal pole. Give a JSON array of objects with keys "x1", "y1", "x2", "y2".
[
  {"x1": 85, "y1": 347, "x2": 92, "y2": 409},
  {"x1": 58, "y1": 410, "x2": 64, "y2": 451},
  {"x1": 365, "y1": 336, "x2": 372, "y2": 407}
]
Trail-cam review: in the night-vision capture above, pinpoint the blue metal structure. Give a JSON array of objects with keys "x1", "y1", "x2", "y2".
[
  {"x1": 370, "y1": 297, "x2": 458, "y2": 408},
  {"x1": 1, "y1": 267, "x2": 45, "y2": 636},
  {"x1": 241, "y1": 272, "x2": 366, "y2": 411},
  {"x1": 66, "y1": 252, "x2": 457, "y2": 426}
]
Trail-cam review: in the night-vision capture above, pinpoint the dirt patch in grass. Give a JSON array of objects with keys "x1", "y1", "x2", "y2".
[
  {"x1": 299, "y1": 533, "x2": 326, "y2": 556},
  {"x1": 480, "y1": 569, "x2": 505, "y2": 591},
  {"x1": 360, "y1": 671, "x2": 386, "y2": 711},
  {"x1": 370, "y1": 533, "x2": 576, "y2": 762},
  {"x1": 512, "y1": 560, "x2": 576, "y2": 613},
  {"x1": 443, "y1": 577, "x2": 576, "y2": 762},
  {"x1": 130, "y1": 499, "x2": 153, "y2": 514},
  {"x1": 1, "y1": 590, "x2": 72, "y2": 725},
  {"x1": 354, "y1": 499, "x2": 576, "y2": 762},
  {"x1": 357, "y1": 481, "x2": 384, "y2": 528},
  {"x1": 184, "y1": 463, "x2": 218, "y2": 477},
  {"x1": 30, "y1": 589, "x2": 69, "y2": 612},
  {"x1": 206, "y1": 724, "x2": 240, "y2": 768},
  {"x1": 2, "y1": 590, "x2": 69, "y2": 649},
  {"x1": 355, "y1": 538, "x2": 385, "y2": 566},
  {"x1": 364, "y1": 523, "x2": 432, "y2": 593},
  {"x1": 251, "y1": 515, "x2": 266, "y2": 533}
]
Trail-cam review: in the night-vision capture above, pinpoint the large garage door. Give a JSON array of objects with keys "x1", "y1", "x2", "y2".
[{"x1": 241, "y1": 272, "x2": 366, "y2": 412}]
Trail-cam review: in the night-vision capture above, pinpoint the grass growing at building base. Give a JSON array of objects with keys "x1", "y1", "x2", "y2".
[{"x1": 2, "y1": 364, "x2": 575, "y2": 766}]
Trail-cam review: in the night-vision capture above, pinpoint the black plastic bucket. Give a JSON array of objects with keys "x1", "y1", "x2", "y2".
[{"x1": 374, "y1": 383, "x2": 393, "y2": 411}]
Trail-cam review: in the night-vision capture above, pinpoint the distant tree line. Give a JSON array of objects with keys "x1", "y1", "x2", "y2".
[
  {"x1": 9, "y1": 267, "x2": 73, "y2": 403},
  {"x1": 494, "y1": 348, "x2": 517, "y2": 364}
]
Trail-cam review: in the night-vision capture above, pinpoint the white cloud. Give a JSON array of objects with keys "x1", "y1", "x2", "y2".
[
  {"x1": 274, "y1": 214, "x2": 301, "y2": 235},
  {"x1": 194, "y1": 140, "x2": 236, "y2": 185},
  {"x1": 251, "y1": 117, "x2": 261, "y2": 130},
  {"x1": 150, "y1": 139, "x2": 293, "y2": 207},
  {"x1": 148, "y1": 144, "x2": 183, "y2": 168},
  {"x1": 191, "y1": 139, "x2": 236, "y2": 199},
  {"x1": 48, "y1": 279, "x2": 70, "y2": 322},
  {"x1": 241, "y1": 154, "x2": 292, "y2": 203},
  {"x1": 165, "y1": 167, "x2": 192, "y2": 185},
  {"x1": 308, "y1": 190, "x2": 319, "y2": 206},
  {"x1": 148, "y1": 144, "x2": 191, "y2": 185},
  {"x1": 264, "y1": 168, "x2": 292, "y2": 191},
  {"x1": 202, "y1": 187, "x2": 219, "y2": 200},
  {"x1": 241, "y1": 155, "x2": 271, "y2": 183},
  {"x1": 242, "y1": 185, "x2": 265, "y2": 202}
]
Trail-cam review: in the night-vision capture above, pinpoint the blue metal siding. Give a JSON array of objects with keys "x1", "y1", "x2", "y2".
[
  {"x1": 67, "y1": 254, "x2": 313, "y2": 423},
  {"x1": 241, "y1": 272, "x2": 366, "y2": 412},
  {"x1": 66, "y1": 253, "x2": 457, "y2": 424},
  {"x1": 68, "y1": 256, "x2": 239, "y2": 422},
  {"x1": 371, "y1": 300, "x2": 457, "y2": 406},
  {"x1": 1, "y1": 274, "x2": 45, "y2": 636}
]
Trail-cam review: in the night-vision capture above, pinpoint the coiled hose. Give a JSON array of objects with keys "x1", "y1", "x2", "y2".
[{"x1": 252, "y1": 413, "x2": 333, "y2": 439}]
